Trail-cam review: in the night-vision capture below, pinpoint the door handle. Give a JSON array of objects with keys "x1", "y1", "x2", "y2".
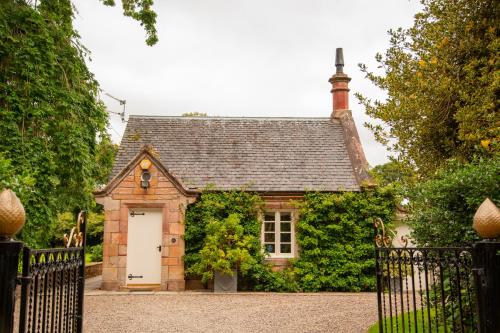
[{"x1": 157, "y1": 245, "x2": 162, "y2": 252}]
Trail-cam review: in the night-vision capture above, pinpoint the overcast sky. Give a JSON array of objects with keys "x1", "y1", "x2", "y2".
[{"x1": 73, "y1": 0, "x2": 422, "y2": 166}]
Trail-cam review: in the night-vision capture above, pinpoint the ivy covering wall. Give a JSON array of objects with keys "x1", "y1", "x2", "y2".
[
  {"x1": 184, "y1": 190, "x2": 299, "y2": 291},
  {"x1": 184, "y1": 186, "x2": 396, "y2": 292},
  {"x1": 293, "y1": 187, "x2": 396, "y2": 291}
]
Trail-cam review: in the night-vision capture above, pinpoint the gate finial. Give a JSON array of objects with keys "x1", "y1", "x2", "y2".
[
  {"x1": 0, "y1": 189, "x2": 26, "y2": 238},
  {"x1": 473, "y1": 198, "x2": 500, "y2": 239}
]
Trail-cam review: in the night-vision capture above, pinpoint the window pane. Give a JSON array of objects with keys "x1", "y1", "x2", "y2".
[
  {"x1": 280, "y1": 233, "x2": 291, "y2": 243},
  {"x1": 280, "y1": 222, "x2": 291, "y2": 232},
  {"x1": 265, "y1": 244, "x2": 275, "y2": 253},
  {"x1": 264, "y1": 213, "x2": 275, "y2": 221},
  {"x1": 264, "y1": 233, "x2": 275, "y2": 242},
  {"x1": 280, "y1": 212, "x2": 291, "y2": 221},
  {"x1": 280, "y1": 244, "x2": 291, "y2": 253},
  {"x1": 264, "y1": 222, "x2": 275, "y2": 232}
]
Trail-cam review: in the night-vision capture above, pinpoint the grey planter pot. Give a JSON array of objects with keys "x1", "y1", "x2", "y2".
[{"x1": 214, "y1": 270, "x2": 237, "y2": 292}]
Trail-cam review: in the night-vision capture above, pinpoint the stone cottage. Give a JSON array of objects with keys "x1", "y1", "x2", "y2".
[{"x1": 94, "y1": 49, "x2": 372, "y2": 291}]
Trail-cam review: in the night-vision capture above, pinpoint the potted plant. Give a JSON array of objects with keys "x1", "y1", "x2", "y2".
[{"x1": 187, "y1": 213, "x2": 256, "y2": 292}]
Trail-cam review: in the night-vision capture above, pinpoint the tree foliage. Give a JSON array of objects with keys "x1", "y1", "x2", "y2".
[
  {"x1": 101, "y1": 0, "x2": 158, "y2": 45},
  {"x1": 357, "y1": 0, "x2": 499, "y2": 176},
  {"x1": 370, "y1": 160, "x2": 413, "y2": 187},
  {"x1": 0, "y1": 1, "x2": 109, "y2": 246},
  {"x1": 0, "y1": 0, "x2": 153, "y2": 247},
  {"x1": 408, "y1": 157, "x2": 500, "y2": 247},
  {"x1": 94, "y1": 137, "x2": 119, "y2": 186},
  {"x1": 182, "y1": 112, "x2": 208, "y2": 117}
]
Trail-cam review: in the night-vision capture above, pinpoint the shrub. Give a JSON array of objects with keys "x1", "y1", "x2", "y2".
[
  {"x1": 187, "y1": 214, "x2": 257, "y2": 282},
  {"x1": 48, "y1": 211, "x2": 104, "y2": 248},
  {"x1": 88, "y1": 244, "x2": 103, "y2": 262},
  {"x1": 408, "y1": 156, "x2": 500, "y2": 247},
  {"x1": 248, "y1": 265, "x2": 300, "y2": 292},
  {"x1": 184, "y1": 189, "x2": 264, "y2": 274}
]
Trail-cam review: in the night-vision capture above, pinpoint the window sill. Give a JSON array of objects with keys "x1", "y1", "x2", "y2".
[{"x1": 265, "y1": 255, "x2": 295, "y2": 259}]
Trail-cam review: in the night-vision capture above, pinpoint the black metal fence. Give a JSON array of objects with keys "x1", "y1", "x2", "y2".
[
  {"x1": 373, "y1": 218, "x2": 500, "y2": 333},
  {"x1": 375, "y1": 246, "x2": 477, "y2": 333},
  {"x1": 18, "y1": 246, "x2": 85, "y2": 333},
  {"x1": 4, "y1": 211, "x2": 88, "y2": 333}
]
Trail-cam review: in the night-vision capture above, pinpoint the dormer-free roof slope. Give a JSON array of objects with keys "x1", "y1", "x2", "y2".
[{"x1": 109, "y1": 116, "x2": 361, "y2": 192}]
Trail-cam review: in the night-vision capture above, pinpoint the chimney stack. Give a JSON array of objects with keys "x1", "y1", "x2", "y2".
[{"x1": 329, "y1": 48, "x2": 351, "y2": 118}]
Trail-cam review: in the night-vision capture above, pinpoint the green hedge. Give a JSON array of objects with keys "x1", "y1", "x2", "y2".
[{"x1": 409, "y1": 156, "x2": 500, "y2": 247}]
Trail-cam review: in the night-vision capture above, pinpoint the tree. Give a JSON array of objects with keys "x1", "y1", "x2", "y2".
[
  {"x1": 94, "y1": 137, "x2": 119, "y2": 186},
  {"x1": 370, "y1": 161, "x2": 413, "y2": 187},
  {"x1": 0, "y1": 0, "x2": 156, "y2": 246},
  {"x1": 101, "y1": 0, "x2": 158, "y2": 46},
  {"x1": 357, "y1": 0, "x2": 499, "y2": 176},
  {"x1": 182, "y1": 112, "x2": 208, "y2": 117}
]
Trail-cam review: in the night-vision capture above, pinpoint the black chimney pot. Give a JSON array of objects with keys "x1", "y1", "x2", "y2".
[{"x1": 335, "y1": 48, "x2": 344, "y2": 73}]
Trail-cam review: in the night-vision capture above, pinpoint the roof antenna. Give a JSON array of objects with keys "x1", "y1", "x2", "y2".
[
  {"x1": 104, "y1": 92, "x2": 126, "y2": 123},
  {"x1": 335, "y1": 48, "x2": 344, "y2": 74}
]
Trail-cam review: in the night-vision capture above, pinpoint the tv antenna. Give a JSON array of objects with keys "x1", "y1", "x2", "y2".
[{"x1": 104, "y1": 92, "x2": 126, "y2": 123}]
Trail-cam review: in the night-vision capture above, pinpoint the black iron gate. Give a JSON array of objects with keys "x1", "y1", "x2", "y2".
[
  {"x1": 374, "y1": 218, "x2": 500, "y2": 333},
  {"x1": 375, "y1": 245, "x2": 477, "y2": 333},
  {"x1": 18, "y1": 211, "x2": 86, "y2": 333}
]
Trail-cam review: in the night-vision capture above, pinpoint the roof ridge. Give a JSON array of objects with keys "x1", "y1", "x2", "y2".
[{"x1": 128, "y1": 115, "x2": 332, "y2": 121}]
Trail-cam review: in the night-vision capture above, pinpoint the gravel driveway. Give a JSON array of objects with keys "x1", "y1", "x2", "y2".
[{"x1": 83, "y1": 292, "x2": 377, "y2": 333}]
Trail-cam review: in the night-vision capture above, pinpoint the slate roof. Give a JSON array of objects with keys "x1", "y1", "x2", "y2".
[{"x1": 110, "y1": 116, "x2": 361, "y2": 192}]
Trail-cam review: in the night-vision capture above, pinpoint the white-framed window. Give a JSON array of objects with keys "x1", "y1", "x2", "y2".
[{"x1": 262, "y1": 211, "x2": 295, "y2": 258}]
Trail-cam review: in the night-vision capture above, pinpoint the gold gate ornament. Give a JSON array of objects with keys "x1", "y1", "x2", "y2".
[
  {"x1": 473, "y1": 198, "x2": 500, "y2": 239},
  {"x1": 0, "y1": 188, "x2": 26, "y2": 237},
  {"x1": 63, "y1": 211, "x2": 85, "y2": 247}
]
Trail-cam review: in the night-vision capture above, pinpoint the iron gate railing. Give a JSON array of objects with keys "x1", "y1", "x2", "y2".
[
  {"x1": 17, "y1": 211, "x2": 86, "y2": 333},
  {"x1": 371, "y1": 217, "x2": 498, "y2": 333},
  {"x1": 375, "y1": 246, "x2": 477, "y2": 333},
  {"x1": 18, "y1": 247, "x2": 85, "y2": 333},
  {"x1": 374, "y1": 219, "x2": 478, "y2": 333}
]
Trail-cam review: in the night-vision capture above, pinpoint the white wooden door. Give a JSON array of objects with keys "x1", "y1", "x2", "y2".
[{"x1": 126, "y1": 208, "x2": 162, "y2": 285}]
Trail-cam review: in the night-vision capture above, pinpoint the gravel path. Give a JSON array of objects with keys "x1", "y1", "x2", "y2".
[{"x1": 83, "y1": 292, "x2": 377, "y2": 333}]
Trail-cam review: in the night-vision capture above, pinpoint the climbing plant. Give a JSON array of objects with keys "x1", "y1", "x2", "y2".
[
  {"x1": 293, "y1": 186, "x2": 397, "y2": 292},
  {"x1": 185, "y1": 186, "x2": 397, "y2": 292},
  {"x1": 0, "y1": 0, "x2": 156, "y2": 247},
  {"x1": 184, "y1": 189, "x2": 300, "y2": 291},
  {"x1": 0, "y1": 1, "x2": 108, "y2": 246}
]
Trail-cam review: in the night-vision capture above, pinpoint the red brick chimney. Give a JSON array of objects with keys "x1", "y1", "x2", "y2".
[{"x1": 329, "y1": 48, "x2": 351, "y2": 118}]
